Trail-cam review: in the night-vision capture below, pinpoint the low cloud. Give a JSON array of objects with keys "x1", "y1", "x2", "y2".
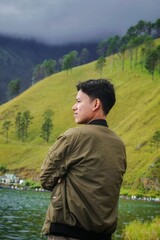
[{"x1": 0, "y1": 0, "x2": 159, "y2": 45}]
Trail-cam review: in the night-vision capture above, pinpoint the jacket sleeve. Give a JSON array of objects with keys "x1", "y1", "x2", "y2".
[{"x1": 40, "y1": 134, "x2": 71, "y2": 191}]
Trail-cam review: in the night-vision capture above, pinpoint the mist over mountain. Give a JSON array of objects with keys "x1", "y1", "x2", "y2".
[
  {"x1": 1, "y1": 0, "x2": 159, "y2": 104},
  {"x1": 0, "y1": 35, "x2": 98, "y2": 104},
  {"x1": 0, "y1": 0, "x2": 159, "y2": 45}
]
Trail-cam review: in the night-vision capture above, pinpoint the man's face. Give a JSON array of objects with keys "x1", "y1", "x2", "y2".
[{"x1": 72, "y1": 90, "x2": 95, "y2": 124}]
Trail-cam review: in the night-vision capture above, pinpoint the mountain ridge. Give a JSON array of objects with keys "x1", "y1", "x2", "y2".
[
  {"x1": 0, "y1": 39, "x2": 160, "y2": 196},
  {"x1": 0, "y1": 34, "x2": 98, "y2": 104}
]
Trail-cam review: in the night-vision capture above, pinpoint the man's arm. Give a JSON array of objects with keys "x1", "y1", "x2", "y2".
[{"x1": 40, "y1": 135, "x2": 70, "y2": 191}]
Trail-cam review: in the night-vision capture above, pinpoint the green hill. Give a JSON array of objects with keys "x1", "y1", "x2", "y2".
[
  {"x1": 0, "y1": 35, "x2": 97, "y2": 103},
  {"x1": 0, "y1": 39, "x2": 160, "y2": 197}
]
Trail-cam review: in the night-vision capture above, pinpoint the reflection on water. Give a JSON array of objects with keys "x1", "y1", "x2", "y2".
[
  {"x1": 0, "y1": 189, "x2": 159, "y2": 240},
  {"x1": 0, "y1": 189, "x2": 49, "y2": 240}
]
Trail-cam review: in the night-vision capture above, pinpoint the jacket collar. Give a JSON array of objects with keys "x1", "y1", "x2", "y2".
[{"x1": 88, "y1": 119, "x2": 108, "y2": 127}]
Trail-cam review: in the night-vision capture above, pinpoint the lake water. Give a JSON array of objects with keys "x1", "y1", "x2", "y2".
[{"x1": 0, "y1": 189, "x2": 159, "y2": 240}]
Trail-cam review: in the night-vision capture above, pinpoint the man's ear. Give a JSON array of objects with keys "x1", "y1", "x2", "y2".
[{"x1": 92, "y1": 98, "x2": 101, "y2": 111}]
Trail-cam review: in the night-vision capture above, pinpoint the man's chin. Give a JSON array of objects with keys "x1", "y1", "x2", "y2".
[
  {"x1": 75, "y1": 120, "x2": 87, "y2": 125},
  {"x1": 75, "y1": 119, "x2": 82, "y2": 124}
]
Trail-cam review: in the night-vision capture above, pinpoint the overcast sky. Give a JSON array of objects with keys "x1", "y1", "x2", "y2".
[{"x1": 0, "y1": 0, "x2": 159, "y2": 45}]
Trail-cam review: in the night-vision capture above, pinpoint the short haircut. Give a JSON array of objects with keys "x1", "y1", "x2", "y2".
[{"x1": 76, "y1": 79, "x2": 116, "y2": 115}]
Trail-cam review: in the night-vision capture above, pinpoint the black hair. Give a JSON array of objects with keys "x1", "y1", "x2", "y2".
[{"x1": 76, "y1": 79, "x2": 116, "y2": 115}]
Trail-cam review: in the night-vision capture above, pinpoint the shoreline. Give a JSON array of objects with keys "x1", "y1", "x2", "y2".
[{"x1": 1, "y1": 184, "x2": 160, "y2": 202}]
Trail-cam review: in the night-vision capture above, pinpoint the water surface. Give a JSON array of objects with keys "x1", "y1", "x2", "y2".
[{"x1": 0, "y1": 189, "x2": 159, "y2": 239}]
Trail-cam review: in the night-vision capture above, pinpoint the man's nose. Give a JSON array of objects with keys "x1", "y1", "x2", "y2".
[{"x1": 72, "y1": 104, "x2": 76, "y2": 110}]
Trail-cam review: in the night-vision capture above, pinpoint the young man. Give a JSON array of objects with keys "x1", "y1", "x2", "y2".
[{"x1": 40, "y1": 79, "x2": 126, "y2": 240}]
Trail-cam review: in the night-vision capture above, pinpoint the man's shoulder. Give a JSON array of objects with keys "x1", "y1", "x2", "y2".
[
  {"x1": 64, "y1": 125, "x2": 87, "y2": 136},
  {"x1": 64, "y1": 125, "x2": 110, "y2": 139}
]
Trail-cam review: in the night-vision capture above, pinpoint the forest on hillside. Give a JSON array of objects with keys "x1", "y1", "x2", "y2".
[
  {"x1": 0, "y1": 18, "x2": 160, "y2": 104},
  {"x1": 0, "y1": 37, "x2": 97, "y2": 104}
]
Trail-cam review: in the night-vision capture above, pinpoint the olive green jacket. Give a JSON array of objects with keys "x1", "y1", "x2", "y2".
[{"x1": 40, "y1": 124, "x2": 126, "y2": 236}]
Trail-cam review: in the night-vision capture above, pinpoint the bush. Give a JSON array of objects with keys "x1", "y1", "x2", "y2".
[
  {"x1": 123, "y1": 217, "x2": 160, "y2": 240},
  {"x1": 0, "y1": 165, "x2": 7, "y2": 173},
  {"x1": 24, "y1": 179, "x2": 41, "y2": 189}
]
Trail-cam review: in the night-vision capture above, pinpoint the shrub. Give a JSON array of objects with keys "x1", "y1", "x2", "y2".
[
  {"x1": 123, "y1": 217, "x2": 160, "y2": 240},
  {"x1": 24, "y1": 179, "x2": 41, "y2": 189},
  {"x1": 0, "y1": 165, "x2": 7, "y2": 173}
]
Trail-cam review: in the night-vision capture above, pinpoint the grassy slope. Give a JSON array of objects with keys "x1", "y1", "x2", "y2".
[{"x1": 0, "y1": 40, "x2": 160, "y2": 195}]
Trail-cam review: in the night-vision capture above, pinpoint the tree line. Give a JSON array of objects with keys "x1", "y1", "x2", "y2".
[
  {"x1": 31, "y1": 48, "x2": 90, "y2": 83},
  {"x1": 6, "y1": 18, "x2": 160, "y2": 99},
  {"x1": 2, "y1": 109, "x2": 160, "y2": 153},
  {"x1": 95, "y1": 19, "x2": 160, "y2": 79},
  {"x1": 2, "y1": 109, "x2": 54, "y2": 143}
]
